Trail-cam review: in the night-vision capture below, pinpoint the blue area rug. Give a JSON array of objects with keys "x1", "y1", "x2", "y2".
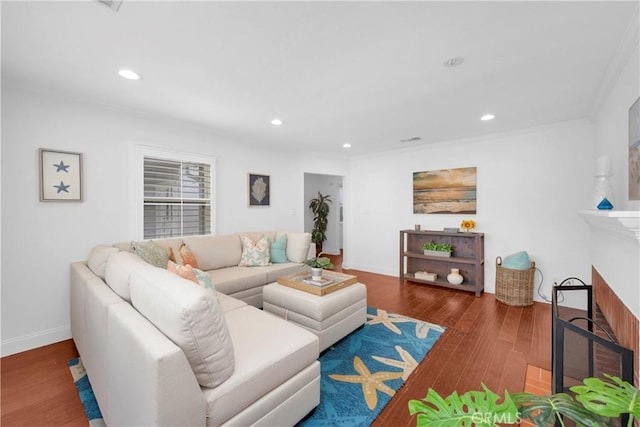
[
  {"x1": 69, "y1": 307, "x2": 445, "y2": 427},
  {"x1": 68, "y1": 358, "x2": 105, "y2": 427},
  {"x1": 298, "y1": 307, "x2": 446, "y2": 426}
]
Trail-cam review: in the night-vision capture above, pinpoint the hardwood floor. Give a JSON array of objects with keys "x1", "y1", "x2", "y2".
[{"x1": 1, "y1": 253, "x2": 551, "y2": 426}]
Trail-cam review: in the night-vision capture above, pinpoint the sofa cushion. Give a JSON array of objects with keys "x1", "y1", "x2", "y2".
[
  {"x1": 183, "y1": 234, "x2": 242, "y2": 270},
  {"x1": 216, "y1": 292, "x2": 248, "y2": 313},
  {"x1": 87, "y1": 245, "x2": 119, "y2": 279},
  {"x1": 129, "y1": 268, "x2": 235, "y2": 388},
  {"x1": 202, "y1": 305, "x2": 318, "y2": 426},
  {"x1": 130, "y1": 240, "x2": 169, "y2": 268},
  {"x1": 238, "y1": 236, "x2": 271, "y2": 267},
  {"x1": 270, "y1": 234, "x2": 288, "y2": 263},
  {"x1": 207, "y1": 267, "x2": 267, "y2": 295},
  {"x1": 104, "y1": 251, "x2": 151, "y2": 302},
  {"x1": 280, "y1": 232, "x2": 312, "y2": 263},
  {"x1": 253, "y1": 263, "x2": 308, "y2": 284}
]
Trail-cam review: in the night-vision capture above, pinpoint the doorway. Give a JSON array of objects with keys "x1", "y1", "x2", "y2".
[{"x1": 303, "y1": 173, "x2": 344, "y2": 256}]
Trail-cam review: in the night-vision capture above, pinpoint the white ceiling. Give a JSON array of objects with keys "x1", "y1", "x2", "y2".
[{"x1": 2, "y1": 1, "x2": 638, "y2": 156}]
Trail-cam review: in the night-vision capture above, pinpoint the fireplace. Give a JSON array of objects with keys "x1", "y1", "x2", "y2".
[
  {"x1": 552, "y1": 277, "x2": 634, "y2": 394},
  {"x1": 577, "y1": 210, "x2": 640, "y2": 387}
]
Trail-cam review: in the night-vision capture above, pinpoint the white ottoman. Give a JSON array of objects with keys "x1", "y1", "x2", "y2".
[{"x1": 262, "y1": 282, "x2": 367, "y2": 352}]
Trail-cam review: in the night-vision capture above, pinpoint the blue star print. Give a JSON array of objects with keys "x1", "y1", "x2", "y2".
[
  {"x1": 54, "y1": 181, "x2": 70, "y2": 193},
  {"x1": 53, "y1": 161, "x2": 70, "y2": 172}
]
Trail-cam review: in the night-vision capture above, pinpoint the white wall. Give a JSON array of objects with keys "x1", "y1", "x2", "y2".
[
  {"x1": 345, "y1": 120, "x2": 594, "y2": 303},
  {"x1": 593, "y1": 24, "x2": 640, "y2": 212},
  {"x1": 590, "y1": 20, "x2": 640, "y2": 315},
  {"x1": 0, "y1": 84, "x2": 348, "y2": 356}
]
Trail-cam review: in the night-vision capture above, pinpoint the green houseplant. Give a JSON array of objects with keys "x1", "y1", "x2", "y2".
[
  {"x1": 408, "y1": 374, "x2": 640, "y2": 427},
  {"x1": 423, "y1": 242, "x2": 452, "y2": 257},
  {"x1": 309, "y1": 192, "x2": 332, "y2": 254},
  {"x1": 304, "y1": 254, "x2": 334, "y2": 280}
]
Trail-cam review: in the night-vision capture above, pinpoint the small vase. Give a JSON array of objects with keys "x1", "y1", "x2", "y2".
[
  {"x1": 447, "y1": 268, "x2": 464, "y2": 285},
  {"x1": 311, "y1": 267, "x2": 323, "y2": 281}
]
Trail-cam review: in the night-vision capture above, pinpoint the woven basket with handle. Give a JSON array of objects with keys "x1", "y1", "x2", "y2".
[{"x1": 495, "y1": 256, "x2": 535, "y2": 306}]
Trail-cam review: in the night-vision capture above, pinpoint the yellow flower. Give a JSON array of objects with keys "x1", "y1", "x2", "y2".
[{"x1": 461, "y1": 219, "x2": 476, "y2": 231}]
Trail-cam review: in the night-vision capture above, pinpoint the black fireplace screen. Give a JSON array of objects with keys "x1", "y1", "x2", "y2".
[{"x1": 552, "y1": 278, "x2": 634, "y2": 425}]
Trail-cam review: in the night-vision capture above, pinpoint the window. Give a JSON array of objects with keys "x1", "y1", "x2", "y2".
[{"x1": 136, "y1": 147, "x2": 215, "y2": 239}]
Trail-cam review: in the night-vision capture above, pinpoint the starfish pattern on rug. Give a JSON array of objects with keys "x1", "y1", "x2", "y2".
[
  {"x1": 371, "y1": 345, "x2": 418, "y2": 380},
  {"x1": 366, "y1": 308, "x2": 414, "y2": 335},
  {"x1": 388, "y1": 313, "x2": 446, "y2": 338},
  {"x1": 328, "y1": 356, "x2": 404, "y2": 410}
]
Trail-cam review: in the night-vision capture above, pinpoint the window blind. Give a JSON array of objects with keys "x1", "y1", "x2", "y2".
[{"x1": 143, "y1": 156, "x2": 212, "y2": 239}]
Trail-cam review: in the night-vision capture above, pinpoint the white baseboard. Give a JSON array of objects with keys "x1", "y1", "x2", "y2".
[
  {"x1": 342, "y1": 263, "x2": 397, "y2": 278},
  {"x1": 1, "y1": 326, "x2": 71, "y2": 357}
]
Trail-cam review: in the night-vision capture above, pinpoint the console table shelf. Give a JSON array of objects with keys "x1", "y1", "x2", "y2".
[{"x1": 400, "y1": 229, "x2": 485, "y2": 296}]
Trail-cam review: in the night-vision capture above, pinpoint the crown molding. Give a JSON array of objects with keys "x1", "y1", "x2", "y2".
[{"x1": 589, "y1": 5, "x2": 640, "y2": 118}]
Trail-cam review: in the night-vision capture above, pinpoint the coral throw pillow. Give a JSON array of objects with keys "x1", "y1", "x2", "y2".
[
  {"x1": 179, "y1": 243, "x2": 199, "y2": 268},
  {"x1": 167, "y1": 261, "x2": 214, "y2": 290},
  {"x1": 238, "y1": 236, "x2": 271, "y2": 267},
  {"x1": 167, "y1": 261, "x2": 198, "y2": 284}
]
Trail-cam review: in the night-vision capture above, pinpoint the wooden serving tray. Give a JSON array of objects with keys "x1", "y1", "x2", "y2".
[{"x1": 277, "y1": 270, "x2": 358, "y2": 296}]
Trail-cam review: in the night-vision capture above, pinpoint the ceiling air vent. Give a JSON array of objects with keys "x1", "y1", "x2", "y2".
[
  {"x1": 400, "y1": 137, "x2": 422, "y2": 143},
  {"x1": 96, "y1": 0, "x2": 123, "y2": 12}
]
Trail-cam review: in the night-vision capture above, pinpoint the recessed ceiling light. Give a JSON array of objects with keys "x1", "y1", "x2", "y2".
[
  {"x1": 118, "y1": 69, "x2": 142, "y2": 80},
  {"x1": 481, "y1": 114, "x2": 495, "y2": 121},
  {"x1": 343, "y1": 143, "x2": 351, "y2": 149},
  {"x1": 271, "y1": 119, "x2": 283, "y2": 126},
  {"x1": 443, "y1": 57, "x2": 464, "y2": 68}
]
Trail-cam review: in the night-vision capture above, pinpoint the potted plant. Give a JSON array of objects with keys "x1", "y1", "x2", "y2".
[
  {"x1": 309, "y1": 192, "x2": 332, "y2": 254},
  {"x1": 408, "y1": 374, "x2": 640, "y2": 427},
  {"x1": 423, "y1": 242, "x2": 452, "y2": 257},
  {"x1": 304, "y1": 254, "x2": 335, "y2": 280}
]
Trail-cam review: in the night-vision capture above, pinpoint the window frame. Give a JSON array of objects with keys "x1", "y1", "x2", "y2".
[{"x1": 132, "y1": 145, "x2": 216, "y2": 240}]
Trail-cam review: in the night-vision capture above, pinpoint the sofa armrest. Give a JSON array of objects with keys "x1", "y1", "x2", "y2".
[{"x1": 106, "y1": 303, "x2": 205, "y2": 427}]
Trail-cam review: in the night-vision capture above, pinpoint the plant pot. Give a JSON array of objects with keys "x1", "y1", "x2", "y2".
[
  {"x1": 311, "y1": 267, "x2": 323, "y2": 281},
  {"x1": 423, "y1": 249, "x2": 451, "y2": 258}
]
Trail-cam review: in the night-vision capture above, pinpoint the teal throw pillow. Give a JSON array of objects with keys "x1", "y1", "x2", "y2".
[
  {"x1": 193, "y1": 268, "x2": 214, "y2": 290},
  {"x1": 130, "y1": 240, "x2": 169, "y2": 269},
  {"x1": 270, "y1": 235, "x2": 288, "y2": 263},
  {"x1": 502, "y1": 251, "x2": 531, "y2": 270}
]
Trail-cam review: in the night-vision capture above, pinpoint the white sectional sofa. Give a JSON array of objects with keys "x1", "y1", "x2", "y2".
[{"x1": 70, "y1": 230, "x2": 321, "y2": 426}]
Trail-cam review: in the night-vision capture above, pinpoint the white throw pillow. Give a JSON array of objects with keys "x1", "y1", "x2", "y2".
[
  {"x1": 238, "y1": 235, "x2": 271, "y2": 266},
  {"x1": 281, "y1": 232, "x2": 312, "y2": 263},
  {"x1": 87, "y1": 245, "x2": 119, "y2": 279},
  {"x1": 129, "y1": 268, "x2": 235, "y2": 388}
]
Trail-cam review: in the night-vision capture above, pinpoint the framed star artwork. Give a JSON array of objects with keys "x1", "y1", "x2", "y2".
[{"x1": 39, "y1": 148, "x2": 83, "y2": 202}]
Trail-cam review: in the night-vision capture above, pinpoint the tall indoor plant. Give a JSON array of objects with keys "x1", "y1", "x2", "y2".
[{"x1": 309, "y1": 191, "x2": 332, "y2": 254}]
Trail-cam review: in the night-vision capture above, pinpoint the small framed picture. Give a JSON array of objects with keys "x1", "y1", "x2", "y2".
[
  {"x1": 39, "y1": 148, "x2": 83, "y2": 202},
  {"x1": 248, "y1": 173, "x2": 270, "y2": 206}
]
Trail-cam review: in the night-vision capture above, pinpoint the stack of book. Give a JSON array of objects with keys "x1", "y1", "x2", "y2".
[
  {"x1": 415, "y1": 271, "x2": 437, "y2": 281},
  {"x1": 302, "y1": 277, "x2": 335, "y2": 287}
]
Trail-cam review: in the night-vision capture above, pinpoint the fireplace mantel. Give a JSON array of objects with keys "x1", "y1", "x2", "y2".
[{"x1": 577, "y1": 210, "x2": 640, "y2": 241}]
